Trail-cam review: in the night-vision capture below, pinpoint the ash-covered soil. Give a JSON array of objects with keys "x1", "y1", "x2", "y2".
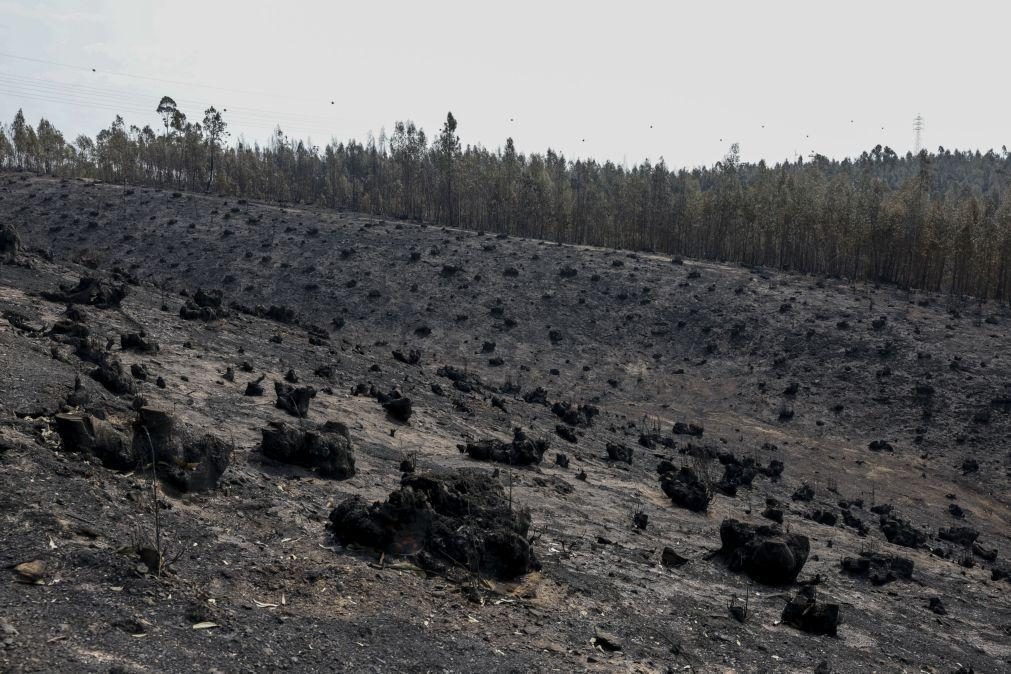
[{"x1": 1, "y1": 172, "x2": 1009, "y2": 673}]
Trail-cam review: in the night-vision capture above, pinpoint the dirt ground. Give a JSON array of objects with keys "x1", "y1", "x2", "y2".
[{"x1": 0, "y1": 172, "x2": 1009, "y2": 673}]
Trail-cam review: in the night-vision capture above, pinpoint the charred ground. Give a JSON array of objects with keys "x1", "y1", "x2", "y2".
[{"x1": 1, "y1": 173, "x2": 1009, "y2": 673}]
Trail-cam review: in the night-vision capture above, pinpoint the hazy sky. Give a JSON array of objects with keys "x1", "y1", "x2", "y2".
[{"x1": 0, "y1": 0, "x2": 1007, "y2": 168}]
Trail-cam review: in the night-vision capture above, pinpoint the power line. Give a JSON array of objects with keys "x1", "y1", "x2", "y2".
[{"x1": 913, "y1": 114, "x2": 925, "y2": 154}]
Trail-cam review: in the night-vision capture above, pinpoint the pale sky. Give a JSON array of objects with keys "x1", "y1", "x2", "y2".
[{"x1": 0, "y1": 0, "x2": 1007, "y2": 168}]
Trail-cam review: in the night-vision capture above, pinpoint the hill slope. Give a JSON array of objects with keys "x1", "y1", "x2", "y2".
[{"x1": 1, "y1": 172, "x2": 1009, "y2": 672}]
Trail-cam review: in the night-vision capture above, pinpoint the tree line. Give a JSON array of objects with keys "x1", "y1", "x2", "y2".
[{"x1": 2, "y1": 100, "x2": 1010, "y2": 301}]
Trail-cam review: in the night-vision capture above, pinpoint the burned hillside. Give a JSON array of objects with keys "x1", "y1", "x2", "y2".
[{"x1": 1, "y1": 173, "x2": 1009, "y2": 672}]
